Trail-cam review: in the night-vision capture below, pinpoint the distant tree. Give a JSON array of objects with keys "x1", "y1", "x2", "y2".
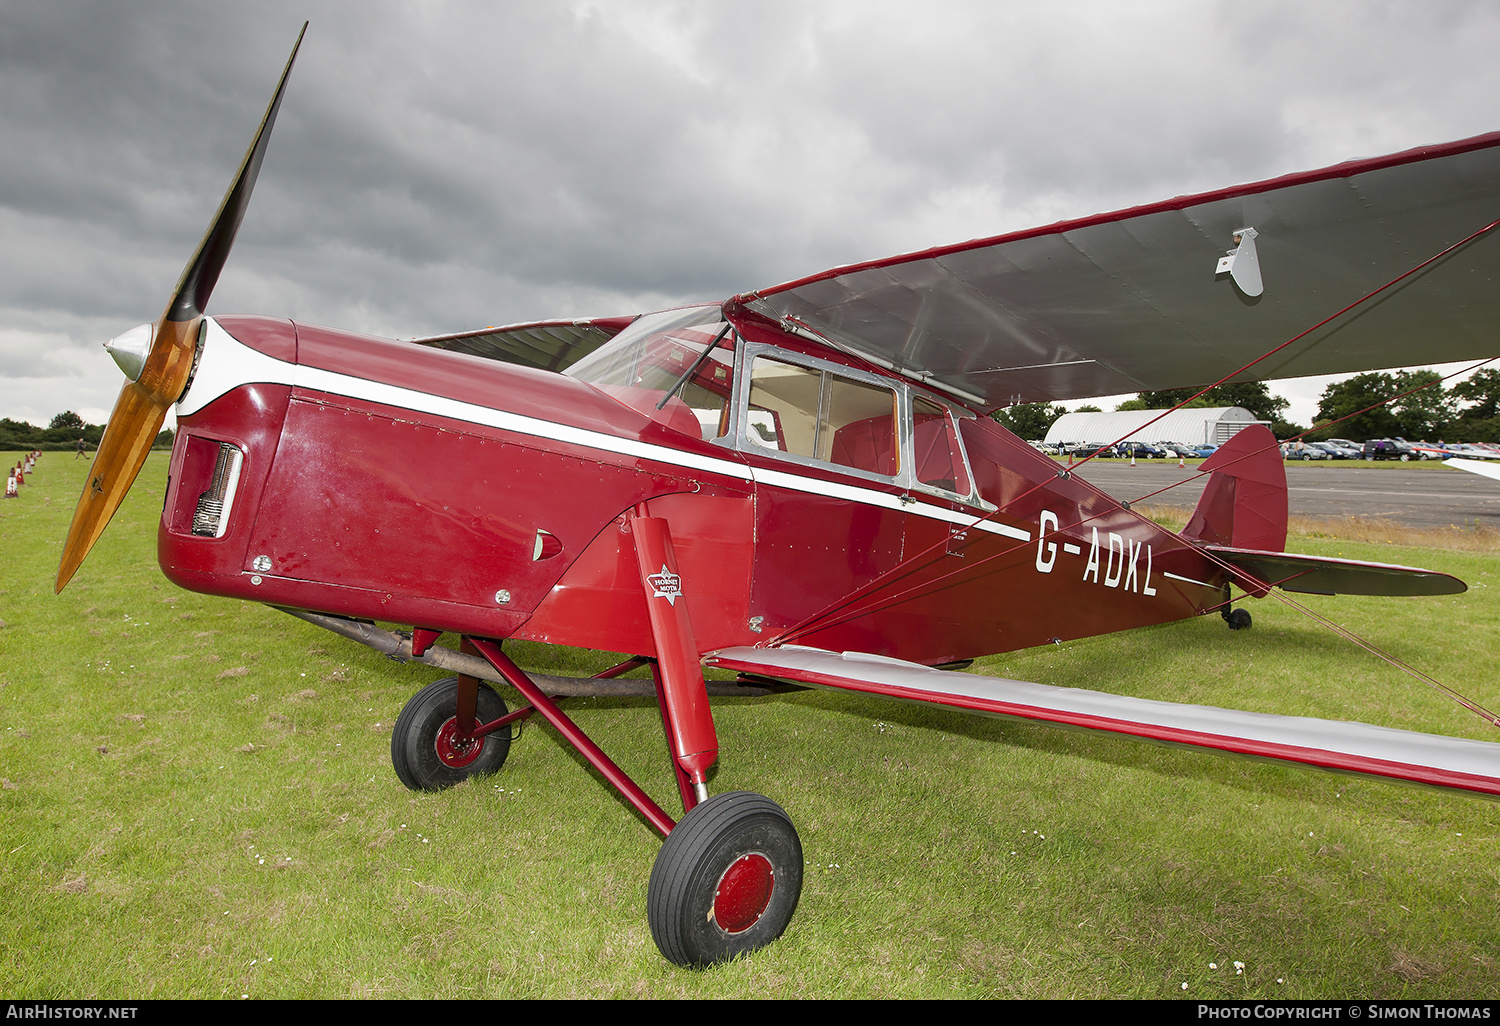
[
  {"x1": 1074, "y1": 404, "x2": 1102, "y2": 413},
  {"x1": 0, "y1": 417, "x2": 41, "y2": 443},
  {"x1": 1450, "y1": 368, "x2": 1500, "y2": 440},
  {"x1": 1455, "y1": 418, "x2": 1500, "y2": 443},
  {"x1": 49, "y1": 411, "x2": 85, "y2": 431},
  {"x1": 1114, "y1": 398, "x2": 1149, "y2": 412},
  {"x1": 1389, "y1": 370, "x2": 1454, "y2": 440},
  {"x1": 1309, "y1": 369, "x2": 1451, "y2": 441},
  {"x1": 992, "y1": 402, "x2": 1067, "y2": 439},
  {"x1": 153, "y1": 428, "x2": 175, "y2": 449},
  {"x1": 1452, "y1": 368, "x2": 1500, "y2": 419},
  {"x1": 1311, "y1": 373, "x2": 1401, "y2": 441},
  {"x1": 1270, "y1": 418, "x2": 1307, "y2": 440},
  {"x1": 1135, "y1": 382, "x2": 1290, "y2": 424}
]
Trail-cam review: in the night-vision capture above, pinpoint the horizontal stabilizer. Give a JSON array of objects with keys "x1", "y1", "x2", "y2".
[
  {"x1": 1205, "y1": 546, "x2": 1466, "y2": 596},
  {"x1": 706, "y1": 646, "x2": 1500, "y2": 797}
]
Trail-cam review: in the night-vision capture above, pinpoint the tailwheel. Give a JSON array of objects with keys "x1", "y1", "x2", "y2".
[
  {"x1": 647, "y1": 791, "x2": 802, "y2": 967},
  {"x1": 1222, "y1": 607, "x2": 1253, "y2": 630},
  {"x1": 391, "y1": 676, "x2": 511, "y2": 792}
]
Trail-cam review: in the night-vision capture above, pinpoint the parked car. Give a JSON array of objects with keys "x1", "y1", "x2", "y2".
[
  {"x1": 1362, "y1": 438, "x2": 1417, "y2": 461},
  {"x1": 1445, "y1": 443, "x2": 1500, "y2": 460},
  {"x1": 1311, "y1": 441, "x2": 1358, "y2": 459},
  {"x1": 1282, "y1": 440, "x2": 1329, "y2": 460}
]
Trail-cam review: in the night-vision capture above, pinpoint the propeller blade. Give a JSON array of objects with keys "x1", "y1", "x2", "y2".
[
  {"x1": 167, "y1": 22, "x2": 306, "y2": 324},
  {"x1": 168, "y1": 23, "x2": 307, "y2": 324},
  {"x1": 55, "y1": 376, "x2": 176, "y2": 593},
  {"x1": 56, "y1": 25, "x2": 306, "y2": 592}
]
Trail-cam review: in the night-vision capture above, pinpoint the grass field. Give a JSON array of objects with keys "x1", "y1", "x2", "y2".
[{"x1": 2, "y1": 451, "x2": 1498, "y2": 999}]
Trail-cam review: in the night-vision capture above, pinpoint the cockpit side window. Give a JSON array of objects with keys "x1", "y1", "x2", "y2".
[
  {"x1": 912, "y1": 395, "x2": 972, "y2": 496},
  {"x1": 746, "y1": 356, "x2": 898, "y2": 477}
]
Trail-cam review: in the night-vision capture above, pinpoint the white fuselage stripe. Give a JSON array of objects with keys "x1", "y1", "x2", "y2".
[
  {"x1": 185, "y1": 318, "x2": 1030, "y2": 544},
  {"x1": 1162, "y1": 570, "x2": 1218, "y2": 589},
  {"x1": 749, "y1": 466, "x2": 1029, "y2": 541}
]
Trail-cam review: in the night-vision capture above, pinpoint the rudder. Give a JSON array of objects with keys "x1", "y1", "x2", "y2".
[{"x1": 1181, "y1": 424, "x2": 1288, "y2": 554}]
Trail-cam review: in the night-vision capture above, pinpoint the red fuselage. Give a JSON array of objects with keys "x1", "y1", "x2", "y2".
[{"x1": 160, "y1": 314, "x2": 1230, "y2": 665}]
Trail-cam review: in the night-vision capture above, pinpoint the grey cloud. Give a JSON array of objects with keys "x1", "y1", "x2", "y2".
[{"x1": 2, "y1": 0, "x2": 1496, "y2": 425}]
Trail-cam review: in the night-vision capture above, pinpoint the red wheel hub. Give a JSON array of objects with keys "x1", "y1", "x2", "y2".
[
  {"x1": 434, "y1": 716, "x2": 485, "y2": 768},
  {"x1": 713, "y1": 853, "x2": 775, "y2": 934}
]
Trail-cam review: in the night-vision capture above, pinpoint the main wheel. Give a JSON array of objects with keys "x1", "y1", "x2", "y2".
[
  {"x1": 647, "y1": 791, "x2": 803, "y2": 967},
  {"x1": 1223, "y1": 607, "x2": 1253, "y2": 630},
  {"x1": 391, "y1": 676, "x2": 511, "y2": 792}
]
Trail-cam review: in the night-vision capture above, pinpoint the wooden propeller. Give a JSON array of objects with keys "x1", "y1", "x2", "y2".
[{"x1": 56, "y1": 24, "x2": 306, "y2": 593}]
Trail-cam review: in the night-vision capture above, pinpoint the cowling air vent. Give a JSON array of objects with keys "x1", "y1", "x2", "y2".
[{"x1": 192, "y1": 442, "x2": 245, "y2": 538}]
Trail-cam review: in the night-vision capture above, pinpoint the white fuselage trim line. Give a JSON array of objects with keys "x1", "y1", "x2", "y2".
[{"x1": 181, "y1": 319, "x2": 1031, "y2": 544}]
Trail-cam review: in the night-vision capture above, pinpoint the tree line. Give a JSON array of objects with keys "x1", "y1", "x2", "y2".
[
  {"x1": 992, "y1": 370, "x2": 1500, "y2": 443},
  {"x1": 0, "y1": 411, "x2": 174, "y2": 451},
  {"x1": 1303, "y1": 369, "x2": 1500, "y2": 443},
  {"x1": 993, "y1": 382, "x2": 1298, "y2": 440}
]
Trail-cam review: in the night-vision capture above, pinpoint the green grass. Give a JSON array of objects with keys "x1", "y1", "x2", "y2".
[{"x1": 2, "y1": 452, "x2": 1498, "y2": 998}]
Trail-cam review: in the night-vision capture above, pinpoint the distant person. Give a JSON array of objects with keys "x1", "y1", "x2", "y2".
[{"x1": 75, "y1": 437, "x2": 86, "y2": 460}]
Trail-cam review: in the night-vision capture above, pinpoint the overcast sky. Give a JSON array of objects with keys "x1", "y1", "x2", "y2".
[{"x1": 3, "y1": 0, "x2": 1497, "y2": 429}]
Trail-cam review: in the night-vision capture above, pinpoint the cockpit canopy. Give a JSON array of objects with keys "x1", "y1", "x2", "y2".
[{"x1": 567, "y1": 306, "x2": 986, "y2": 507}]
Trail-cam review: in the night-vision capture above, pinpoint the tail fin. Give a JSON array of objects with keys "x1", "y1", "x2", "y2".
[{"x1": 1182, "y1": 424, "x2": 1287, "y2": 553}]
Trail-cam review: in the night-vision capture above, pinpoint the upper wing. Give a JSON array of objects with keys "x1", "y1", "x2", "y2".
[
  {"x1": 707, "y1": 646, "x2": 1500, "y2": 797},
  {"x1": 731, "y1": 133, "x2": 1500, "y2": 409},
  {"x1": 408, "y1": 315, "x2": 636, "y2": 373}
]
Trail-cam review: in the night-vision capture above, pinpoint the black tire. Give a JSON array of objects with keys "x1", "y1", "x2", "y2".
[
  {"x1": 391, "y1": 676, "x2": 510, "y2": 792},
  {"x1": 647, "y1": 791, "x2": 803, "y2": 967},
  {"x1": 1224, "y1": 607, "x2": 1253, "y2": 631}
]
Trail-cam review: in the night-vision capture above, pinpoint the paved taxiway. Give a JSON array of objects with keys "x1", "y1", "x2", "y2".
[{"x1": 1065, "y1": 461, "x2": 1500, "y2": 531}]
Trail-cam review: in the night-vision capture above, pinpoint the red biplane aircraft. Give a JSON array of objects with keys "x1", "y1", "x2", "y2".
[{"x1": 59, "y1": 28, "x2": 1500, "y2": 966}]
